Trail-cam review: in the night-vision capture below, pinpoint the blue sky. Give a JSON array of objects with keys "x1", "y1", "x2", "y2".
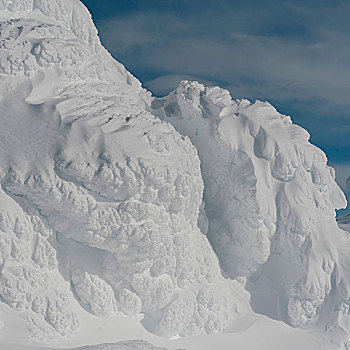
[{"x1": 81, "y1": 0, "x2": 350, "y2": 214}]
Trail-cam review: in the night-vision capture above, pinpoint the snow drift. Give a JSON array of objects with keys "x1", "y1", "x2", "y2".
[{"x1": 0, "y1": 0, "x2": 349, "y2": 349}]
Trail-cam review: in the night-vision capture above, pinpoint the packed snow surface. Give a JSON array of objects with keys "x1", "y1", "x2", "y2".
[{"x1": 0, "y1": 1, "x2": 349, "y2": 349}]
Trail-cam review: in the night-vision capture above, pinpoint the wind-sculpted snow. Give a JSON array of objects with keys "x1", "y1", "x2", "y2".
[
  {"x1": 152, "y1": 81, "x2": 350, "y2": 345},
  {"x1": 1, "y1": 0, "x2": 350, "y2": 349},
  {"x1": 0, "y1": 0, "x2": 249, "y2": 344}
]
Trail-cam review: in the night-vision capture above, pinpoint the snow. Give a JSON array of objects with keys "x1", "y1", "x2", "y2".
[
  {"x1": 0, "y1": 0, "x2": 248, "y2": 344},
  {"x1": 152, "y1": 80, "x2": 350, "y2": 345},
  {"x1": 0, "y1": 0, "x2": 349, "y2": 349},
  {"x1": 338, "y1": 215, "x2": 350, "y2": 232}
]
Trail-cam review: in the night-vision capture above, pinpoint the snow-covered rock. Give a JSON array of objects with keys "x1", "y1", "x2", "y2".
[
  {"x1": 0, "y1": 0, "x2": 249, "y2": 344},
  {"x1": 152, "y1": 80, "x2": 350, "y2": 342},
  {"x1": 0, "y1": 0, "x2": 350, "y2": 349}
]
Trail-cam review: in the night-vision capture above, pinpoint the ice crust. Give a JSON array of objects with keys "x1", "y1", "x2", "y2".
[{"x1": 0, "y1": 0, "x2": 349, "y2": 349}]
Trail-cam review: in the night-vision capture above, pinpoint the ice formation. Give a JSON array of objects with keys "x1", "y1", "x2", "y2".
[
  {"x1": 152, "y1": 81, "x2": 350, "y2": 343},
  {"x1": 0, "y1": 0, "x2": 249, "y2": 344},
  {"x1": 0, "y1": 0, "x2": 349, "y2": 349}
]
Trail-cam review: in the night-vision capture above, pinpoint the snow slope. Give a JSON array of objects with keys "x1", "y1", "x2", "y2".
[
  {"x1": 152, "y1": 81, "x2": 350, "y2": 346},
  {"x1": 0, "y1": 1, "x2": 349, "y2": 349},
  {"x1": 0, "y1": 0, "x2": 249, "y2": 344}
]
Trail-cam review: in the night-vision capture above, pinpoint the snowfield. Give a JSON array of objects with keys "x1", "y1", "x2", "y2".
[{"x1": 0, "y1": 0, "x2": 349, "y2": 349}]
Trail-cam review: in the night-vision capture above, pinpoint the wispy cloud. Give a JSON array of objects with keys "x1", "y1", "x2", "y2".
[
  {"x1": 87, "y1": 0, "x2": 350, "y2": 166},
  {"x1": 96, "y1": 3, "x2": 350, "y2": 106}
]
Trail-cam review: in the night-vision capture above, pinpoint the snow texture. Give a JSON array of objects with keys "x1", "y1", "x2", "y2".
[
  {"x1": 0, "y1": 0, "x2": 248, "y2": 344},
  {"x1": 72, "y1": 340, "x2": 166, "y2": 350},
  {"x1": 152, "y1": 80, "x2": 350, "y2": 345},
  {"x1": 0, "y1": 0, "x2": 349, "y2": 349}
]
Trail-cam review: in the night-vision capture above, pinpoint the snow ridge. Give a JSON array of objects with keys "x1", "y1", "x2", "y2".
[
  {"x1": 152, "y1": 80, "x2": 350, "y2": 345},
  {"x1": 0, "y1": 0, "x2": 249, "y2": 344},
  {"x1": 1, "y1": 0, "x2": 350, "y2": 349}
]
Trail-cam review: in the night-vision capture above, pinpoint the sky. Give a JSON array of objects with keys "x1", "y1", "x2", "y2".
[{"x1": 81, "y1": 0, "x2": 350, "y2": 214}]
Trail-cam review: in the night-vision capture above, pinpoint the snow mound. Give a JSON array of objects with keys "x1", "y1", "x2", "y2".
[
  {"x1": 0, "y1": 0, "x2": 249, "y2": 344},
  {"x1": 152, "y1": 80, "x2": 350, "y2": 343}
]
